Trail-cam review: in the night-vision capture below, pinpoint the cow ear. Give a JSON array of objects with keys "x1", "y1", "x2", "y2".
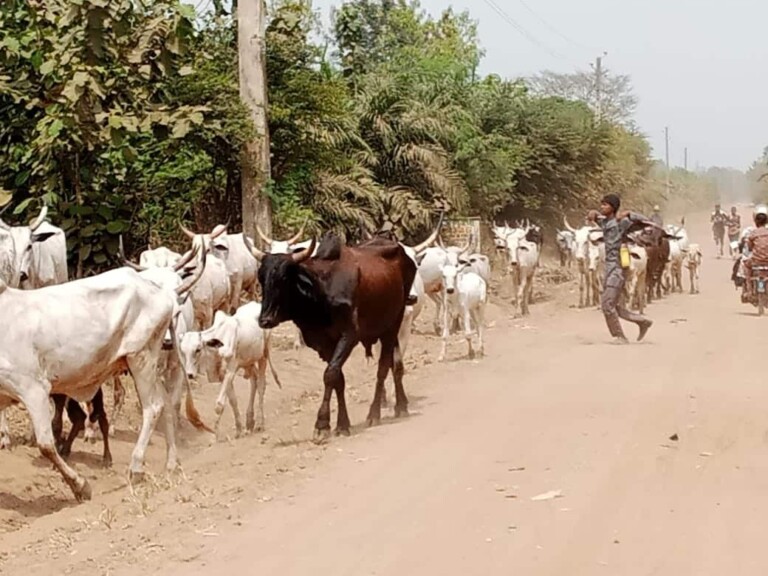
[
  {"x1": 32, "y1": 231, "x2": 56, "y2": 243},
  {"x1": 205, "y1": 338, "x2": 224, "y2": 349},
  {"x1": 295, "y1": 268, "x2": 315, "y2": 299}
]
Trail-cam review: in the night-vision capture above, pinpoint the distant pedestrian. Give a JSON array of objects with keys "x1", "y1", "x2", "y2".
[
  {"x1": 727, "y1": 206, "x2": 741, "y2": 256},
  {"x1": 650, "y1": 205, "x2": 663, "y2": 226}
]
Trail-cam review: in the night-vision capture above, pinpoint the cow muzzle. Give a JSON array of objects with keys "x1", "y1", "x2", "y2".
[
  {"x1": 19, "y1": 271, "x2": 28, "y2": 282},
  {"x1": 259, "y1": 316, "x2": 278, "y2": 329},
  {"x1": 446, "y1": 287, "x2": 455, "y2": 295},
  {"x1": 406, "y1": 294, "x2": 418, "y2": 306}
]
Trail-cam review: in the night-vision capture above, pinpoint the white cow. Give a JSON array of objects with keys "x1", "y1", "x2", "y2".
[
  {"x1": 21, "y1": 220, "x2": 68, "y2": 288},
  {"x1": 180, "y1": 301, "x2": 281, "y2": 438},
  {"x1": 664, "y1": 221, "x2": 689, "y2": 294},
  {"x1": 564, "y1": 218, "x2": 604, "y2": 308},
  {"x1": 0, "y1": 206, "x2": 53, "y2": 287},
  {"x1": 0, "y1": 263, "x2": 205, "y2": 501},
  {"x1": 139, "y1": 245, "x2": 181, "y2": 269},
  {"x1": 625, "y1": 241, "x2": 648, "y2": 314},
  {"x1": 466, "y1": 253, "x2": 491, "y2": 284},
  {"x1": 177, "y1": 226, "x2": 231, "y2": 329},
  {"x1": 255, "y1": 222, "x2": 319, "y2": 258},
  {"x1": 119, "y1": 248, "x2": 203, "y2": 430},
  {"x1": 555, "y1": 230, "x2": 575, "y2": 268},
  {"x1": 181, "y1": 223, "x2": 258, "y2": 314},
  {"x1": 502, "y1": 227, "x2": 539, "y2": 316},
  {"x1": 437, "y1": 259, "x2": 487, "y2": 362},
  {"x1": 686, "y1": 243, "x2": 702, "y2": 294},
  {"x1": 0, "y1": 207, "x2": 64, "y2": 450}
]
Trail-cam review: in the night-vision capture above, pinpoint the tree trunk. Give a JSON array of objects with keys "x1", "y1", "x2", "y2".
[{"x1": 238, "y1": 0, "x2": 272, "y2": 239}]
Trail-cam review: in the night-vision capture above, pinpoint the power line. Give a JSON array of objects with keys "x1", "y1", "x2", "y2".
[
  {"x1": 514, "y1": 0, "x2": 599, "y2": 52},
  {"x1": 481, "y1": 0, "x2": 575, "y2": 64}
]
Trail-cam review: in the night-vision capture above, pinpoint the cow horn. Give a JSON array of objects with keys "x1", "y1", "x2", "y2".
[
  {"x1": 563, "y1": 216, "x2": 577, "y2": 233},
  {"x1": 173, "y1": 247, "x2": 198, "y2": 272},
  {"x1": 437, "y1": 235, "x2": 446, "y2": 249},
  {"x1": 210, "y1": 223, "x2": 227, "y2": 240},
  {"x1": 504, "y1": 221, "x2": 510, "y2": 229},
  {"x1": 412, "y1": 211, "x2": 444, "y2": 255},
  {"x1": 292, "y1": 237, "x2": 315, "y2": 263},
  {"x1": 243, "y1": 233, "x2": 265, "y2": 261},
  {"x1": 179, "y1": 221, "x2": 196, "y2": 240},
  {"x1": 255, "y1": 223, "x2": 273, "y2": 246},
  {"x1": 176, "y1": 247, "x2": 206, "y2": 296},
  {"x1": 119, "y1": 235, "x2": 147, "y2": 272},
  {"x1": 286, "y1": 220, "x2": 307, "y2": 246},
  {"x1": 29, "y1": 205, "x2": 47, "y2": 231}
]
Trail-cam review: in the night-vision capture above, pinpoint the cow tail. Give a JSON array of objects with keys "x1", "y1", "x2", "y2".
[
  {"x1": 184, "y1": 376, "x2": 214, "y2": 434},
  {"x1": 265, "y1": 338, "x2": 283, "y2": 389}
]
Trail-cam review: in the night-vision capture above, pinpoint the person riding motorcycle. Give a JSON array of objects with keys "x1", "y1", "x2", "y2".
[{"x1": 742, "y1": 205, "x2": 768, "y2": 298}]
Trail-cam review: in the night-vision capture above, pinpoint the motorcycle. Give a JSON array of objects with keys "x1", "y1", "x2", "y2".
[{"x1": 749, "y1": 265, "x2": 768, "y2": 316}]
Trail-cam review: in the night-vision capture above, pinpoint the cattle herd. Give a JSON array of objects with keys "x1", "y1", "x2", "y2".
[{"x1": 0, "y1": 207, "x2": 701, "y2": 502}]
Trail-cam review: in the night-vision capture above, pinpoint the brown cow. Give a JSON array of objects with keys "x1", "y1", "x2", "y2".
[
  {"x1": 636, "y1": 225, "x2": 678, "y2": 303},
  {"x1": 245, "y1": 233, "x2": 417, "y2": 442}
]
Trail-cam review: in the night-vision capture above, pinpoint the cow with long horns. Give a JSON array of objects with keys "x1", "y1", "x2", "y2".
[
  {"x1": 180, "y1": 222, "x2": 256, "y2": 315},
  {"x1": 244, "y1": 232, "x2": 417, "y2": 442}
]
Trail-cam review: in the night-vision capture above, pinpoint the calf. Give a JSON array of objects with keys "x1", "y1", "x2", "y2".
[
  {"x1": 180, "y1": 301, "x2": 281, "y2": 438},
  {"x1": 0, "y1": 263, "x2": 205, "y2": 501},
  {"x1": 438, "y1": 259, "x2": 487, "y2": 362},
  {"x1": 245, "y1": 233, "x2": 416, "y2": 442},
  {"x1": 686, "y1": 243, "x2": 702, "y2": 294}
]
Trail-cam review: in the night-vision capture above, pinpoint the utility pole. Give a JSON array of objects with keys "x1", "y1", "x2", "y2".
[
  {"x1": 684, "y1": 147, "x2": 688, "y2": 172},
  {"x1": 665, "y1": 126, "x2": 671, "y2": 197},
  {"x1": 591, "y1": 51, "x2": 607, "y2": 121},
  {"x1": 238, "y1": 0, "x2": 272, "y2": 239}
]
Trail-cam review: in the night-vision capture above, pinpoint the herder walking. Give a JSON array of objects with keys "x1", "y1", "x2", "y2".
[{"x1": 587, "y1": 194, "x2": 654, "y2": 343}]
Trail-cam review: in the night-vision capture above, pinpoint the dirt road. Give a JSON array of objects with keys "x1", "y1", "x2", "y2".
[{"x1": 2, "y1": 210, "x2": 766, "y2": 575}]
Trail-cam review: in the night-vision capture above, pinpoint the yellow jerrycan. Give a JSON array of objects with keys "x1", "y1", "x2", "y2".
[{"x1": 620, "y1": 244, "x2": 631, "y2": 269}]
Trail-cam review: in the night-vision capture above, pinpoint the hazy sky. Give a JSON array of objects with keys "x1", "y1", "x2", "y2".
[{"x1": 313, "y1": 0, "x2": 768, "y2": 171}]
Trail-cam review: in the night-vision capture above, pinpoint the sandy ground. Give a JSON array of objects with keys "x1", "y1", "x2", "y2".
[{"x1": 0, "y1": 209, "x2": 765, "y2": 575}]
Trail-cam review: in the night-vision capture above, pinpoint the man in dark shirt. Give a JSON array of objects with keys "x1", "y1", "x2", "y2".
[{"x1": 588, "y1": 194, "x2": 654, "y2": 343}]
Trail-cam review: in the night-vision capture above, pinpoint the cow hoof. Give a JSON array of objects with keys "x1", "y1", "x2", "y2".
[
  {"x1": 468, "y1": 350, "x2": 475, "y2": 360},
  {"x1": 73, "y1": 479, "x2": 92, "y2": 503},
  {"x1": 0, "y1": 437, "x2": 10, "y2": 450},
  {"x1": 102, "y1": 456, "x2": 113, "y2": 469},
  {"x1": 312, "y1": 428, "x2": 331, "y2": 445},
  {"x1": 366, "y1": 415, "x2": 381, "y2": 427},
  {"x1": 394, "y1": 406, "x2": 410, "y2": 419},
  {"x1": 335, "y1": 427, "x2": 351, "y2": 437},
  {"x1": 129, "y1": 470, "x2": 146, "y2": 485},
  {"x1": 214, "y1": 404, "x2": 225, "y2": 416}
]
